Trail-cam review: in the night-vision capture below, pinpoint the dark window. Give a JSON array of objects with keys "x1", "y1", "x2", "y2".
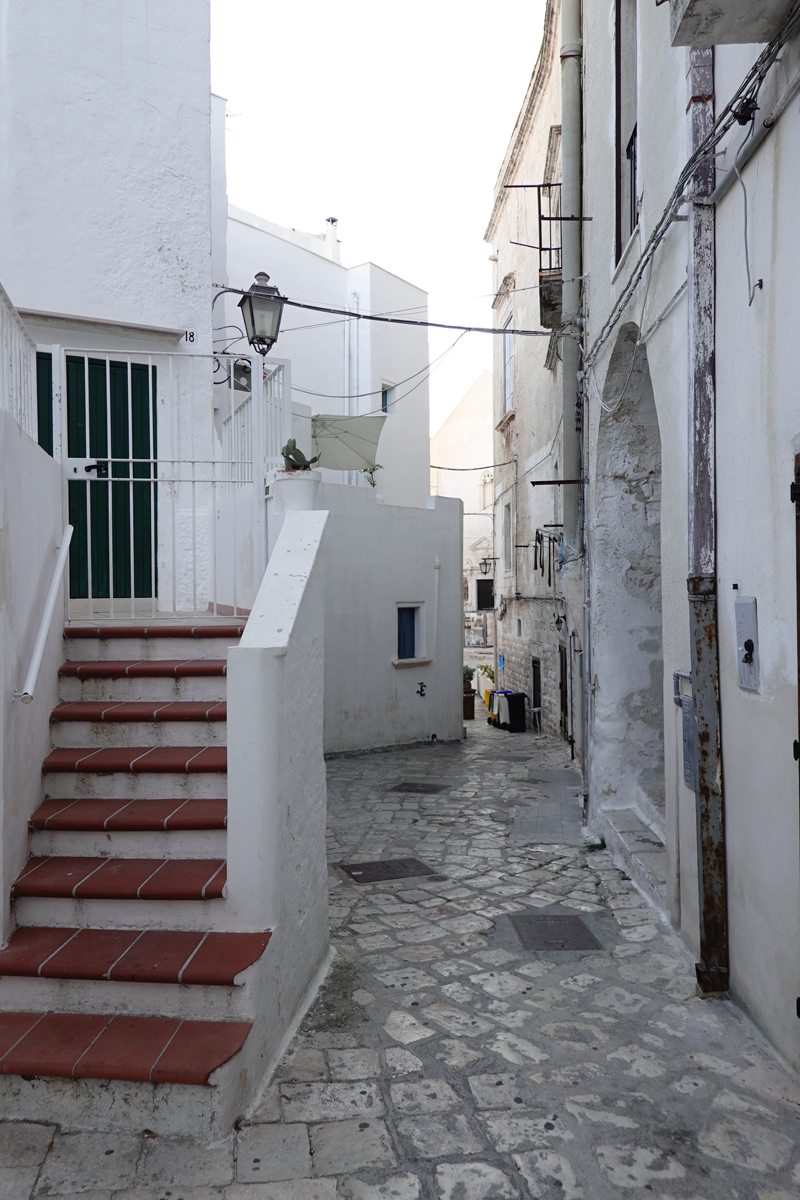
[
  {"x1": 476, "y1": 579, "x2": 494, "y2": 610},
  {"x1": 36, "y1": 352, "x2": 53, "y2": 456},
  {"x1": 616, "y1": 0, "x2": 638, "y2": 258},
  {"x1": 381, "y1": 388, "x2": 389, "y2": 413},
  {"x1": 626, "y1": 125, "x2": 638, "y2": 241},
  {"x1": 559, "y1": 644, "x2": 569, "y2": 741},
  {"x1": 531, "y1": 657, "x2": 542, "y2": 735},
  {"x1": 531, "y1": 658, "x2": 542, "y2": 709},
  {"x1": 398, "y1": 607, "x2": 416, "y2": 659}
]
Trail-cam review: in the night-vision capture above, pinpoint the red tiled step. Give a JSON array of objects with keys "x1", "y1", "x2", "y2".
[
  {"x1": 51, "y1": 701, "x2": 227, "y2": 722},
  {"x1": 0, "y1": 1011, "x2": 250, "y2": 1084},
  {"x1": 31, "y1": 798, "x2": 227, "y2": 831},
  {"x1": 65, "y1": 626, "x2": 244, "y2": 640},
  {"x1": 59, "y1": 660, "x2": 227, "y2": 678},
  {"x1": 43, "y1": 747, "x2": 226, "y2": 773},
  {"x1": 13, "y1": 857, "x2": 226, "y2": 900},
  {"x1": 0, "y1": 927, "x2": 270, "y2": 985}
]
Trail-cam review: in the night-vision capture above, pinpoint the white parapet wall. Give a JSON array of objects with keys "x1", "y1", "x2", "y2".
[
  {"x1": 0, "y1": 409, "x2": 65, "y2": 940},
  {"x1": 302, "y1": 483, "x2": 463, "y2": 754},
  {"x1": 225, "y1": 509, "x2": 332, "y2": 1113}
]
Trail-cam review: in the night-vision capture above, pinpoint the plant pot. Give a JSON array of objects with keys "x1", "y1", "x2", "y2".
[
  {"x1": 273, "y1": 470, "x2": 321, "y2": 511},
  {"x1": 463, "y1": 691, "x2": 475, "y2": 720}
]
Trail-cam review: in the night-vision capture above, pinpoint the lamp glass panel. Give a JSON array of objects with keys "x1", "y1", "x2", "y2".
[{"x1": 250, "y1": 295, "x2": 283, "y2": 343}]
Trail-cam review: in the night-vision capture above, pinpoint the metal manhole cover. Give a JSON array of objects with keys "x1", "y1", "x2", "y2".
[
  {"x1": 389, "y1": 781, "x2": 446, "y2": 794},
  {"x1": 509, "y1": 914, "x2": 603, "y2": 951},
  {"x1": 341, "y1": 857, "x2": 443, "y2": 884}
]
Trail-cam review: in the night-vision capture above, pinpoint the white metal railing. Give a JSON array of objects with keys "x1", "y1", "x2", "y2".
[
  {"x1": 0, "y1": 281, "x2": 37, "y2": 439},
  {"x1": 16, "y1": 526, "x2": 73, "y2": 702},
  {"x1": 55, "y1": 349, "x2": 291, "y2": 620}
]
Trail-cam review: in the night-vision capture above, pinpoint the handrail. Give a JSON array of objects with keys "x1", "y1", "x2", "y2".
[{"x1": 16, "y1": 525, "x2": 73, "y2": 704}]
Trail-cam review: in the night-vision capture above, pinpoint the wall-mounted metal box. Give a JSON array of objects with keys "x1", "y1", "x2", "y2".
[{"x1": 734, "y1": 595, "x2": 760, "y2": 692}]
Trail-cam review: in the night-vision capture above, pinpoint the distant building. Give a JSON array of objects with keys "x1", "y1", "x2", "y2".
[{"x1": 430, "y1": 372, "x2": 494, "y2": 619}]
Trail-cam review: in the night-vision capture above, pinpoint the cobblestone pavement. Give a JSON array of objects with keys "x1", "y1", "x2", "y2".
[{"x1": 9, "y1": 716, "x2": 800, "y2": 1198}]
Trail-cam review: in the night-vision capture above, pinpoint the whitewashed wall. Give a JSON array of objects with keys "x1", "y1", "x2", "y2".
[
  {"x1": 0, "y1": 411, "x2": 65, "y2": 940},
  {"x1": 0, "y1": 0, "x2": 213, "y2": 353},
  {"x1": 226, "y1": 511, "x2": 331, "y2": 1114},
  {"x1": 267, "y1": 484, "x2": 463, "y2": 753},
  {"x1": 712, "y1": 36, "x2": 800, "y2": 1070},
  {"x1": 317, "y1": 485, "x2": 462, "y2": 753},
  {"x1": 224, "y1": 210, "x2": 430, "y2": 508},
  {"x1": 581, "y1": 0, "x2": 800, "y2": 1070}
]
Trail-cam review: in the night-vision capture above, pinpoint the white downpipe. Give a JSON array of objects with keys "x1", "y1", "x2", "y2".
[
  {"x1": 17, "y1": 525, "x2": 73, "y2": 703},
  {"x1": 432, "y1": 554, "x2": 441, "y2": 656}
]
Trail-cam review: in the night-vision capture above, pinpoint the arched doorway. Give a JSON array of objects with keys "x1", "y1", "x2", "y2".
[{"x1": 591, "y1": 322, "x2": 665, "y2": 831}]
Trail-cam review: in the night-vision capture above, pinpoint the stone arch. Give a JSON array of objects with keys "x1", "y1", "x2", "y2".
[{"x1": 590, "y1": 322, "x2": 665, "y2": 831}]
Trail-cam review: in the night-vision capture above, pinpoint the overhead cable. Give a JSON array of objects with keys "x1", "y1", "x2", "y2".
[
  {"x1": 431, "y1": 460, "x2": 515, "y2": 471},
  {"x1": 280, "y1": 296, "x2": 552, "y2": 338}
]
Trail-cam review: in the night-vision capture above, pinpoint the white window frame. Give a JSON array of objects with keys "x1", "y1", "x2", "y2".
[{"x1": 503, "y1": 504, "x2": 512, "y2": 573}]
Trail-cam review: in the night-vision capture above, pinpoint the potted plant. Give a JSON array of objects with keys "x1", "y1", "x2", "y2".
[
  {"x1": 273, "y1": 439, "x2": 322, "y2": 511},
  {"x1": 463, "y1": 664, "x2": 476, "y2": 721}
]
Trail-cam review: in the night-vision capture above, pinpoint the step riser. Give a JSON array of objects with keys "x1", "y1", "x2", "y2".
[
  {"x1": 64, "y1": 638, "x2": 239, "y2": 662},
  {"x1": 0, "y1": 1066, "x2": 240, "y2": 1138},
  {"x1": 44, "y1": 772, "x2": 227, "y2": 801},
  {"x1": 14, "y1": 896, "x2": 228, "y2": 931},
  {"x1": 0, "y1": 977, "x2": 251, "y2": 1022},
  {"x1": 59, "y1": 678, "x2": 227, "y2": 703},
  {"x1": 30, "y1": 830, "x2": 227, "y2": 859},
  {"x1": 50, "y1": 722, "x2": 228, "y2": 749}
]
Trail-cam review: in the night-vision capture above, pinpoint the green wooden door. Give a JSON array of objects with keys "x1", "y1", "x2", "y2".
[{"x1": 66, "y1": 357, "x2": 157, "y2": 600}]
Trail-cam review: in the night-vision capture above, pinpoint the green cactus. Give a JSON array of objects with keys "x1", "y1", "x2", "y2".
[{"x1": 281, "y1": 439, "x2": 320, "y2": 471}]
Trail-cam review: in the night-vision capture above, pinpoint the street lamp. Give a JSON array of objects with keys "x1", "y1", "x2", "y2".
[
  {"x1": 238, "y1": 272, "x2": 286, "y2": 356},
  {"x1": 479, "y1": 557, "x2": 496, "y2": 575}
]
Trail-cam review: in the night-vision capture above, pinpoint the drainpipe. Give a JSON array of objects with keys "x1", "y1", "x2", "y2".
[
  {"x1": 686, "y1": 46, "x2": 729, "y2": 997},
  {"x1": 560, "y1": 0, "x2": 583, "y2": 552}
]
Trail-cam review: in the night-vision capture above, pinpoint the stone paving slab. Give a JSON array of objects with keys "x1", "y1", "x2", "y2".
[{"x1": 5, "y1": 715, "x2": 800, "y2": 1198}]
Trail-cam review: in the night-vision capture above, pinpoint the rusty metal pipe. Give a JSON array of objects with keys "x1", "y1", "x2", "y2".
[{"x1": 686, "y1": 47, "x2": 729, "y2": 997}]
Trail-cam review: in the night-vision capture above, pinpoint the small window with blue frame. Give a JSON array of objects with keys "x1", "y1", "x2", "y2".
[{"x1": 397, "y1": 607, "x2": 416, "y2": 659}]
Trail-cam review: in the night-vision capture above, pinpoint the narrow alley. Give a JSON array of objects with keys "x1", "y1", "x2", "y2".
[{"x1": 13, "y1": 712, "x2": 800, "y2": 1199}]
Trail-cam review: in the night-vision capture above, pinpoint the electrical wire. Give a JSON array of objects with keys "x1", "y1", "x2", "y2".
[
  {"x1": 733, "y1": 119, "x2": 763, "y2": 305},
  {"x1": 292, "y1": 335, "x2": 464, "y2": 401},
  {"x1": 431, "y1": 459, "x2": 516, "y2": 471},
  {"x1": 597, "y1": 259, "x2": 653, "y2": 415},
  {"x1": 280, "y1": 296, "x2": 552, "y2": 338}
]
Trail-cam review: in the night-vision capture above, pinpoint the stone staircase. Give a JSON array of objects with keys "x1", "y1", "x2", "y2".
[{"x1": 0, "y1": 624, "x2": 273, "y2": 1133}]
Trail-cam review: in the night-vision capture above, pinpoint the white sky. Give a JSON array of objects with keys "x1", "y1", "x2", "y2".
[{"x1": 210, "y1": 0, "x2": 546, "y2": 436}]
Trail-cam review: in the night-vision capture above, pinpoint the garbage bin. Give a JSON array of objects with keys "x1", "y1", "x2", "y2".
[{"x1": 505, "y1": 692, "x2": 527, "y2": 733}]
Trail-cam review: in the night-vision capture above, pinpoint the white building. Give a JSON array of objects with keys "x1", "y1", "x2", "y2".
[
  {"x1": 488, "y1": 0, "x2": 800, "y2": 1074},
  {"x1": 220, "y1": 204, "x2": 431, "y2": 510},
  {"x1": 0, "y1": 0, "x2": 461, "y2": 1133},
  {"x1": 430, "y1": 372, "x2": 495, "y2": 618}
]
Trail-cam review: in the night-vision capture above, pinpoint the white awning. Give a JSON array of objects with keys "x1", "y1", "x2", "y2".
[{"x1": 311, "y1": 413, "x2": 387, "y2": 470}]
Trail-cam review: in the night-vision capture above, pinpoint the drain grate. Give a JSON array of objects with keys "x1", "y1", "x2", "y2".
[
  {"x1": 509, "y1": 807, "x2": 584, "y2": 846},
  {"x1": 509, "y1": 913, "x2": 603, "y2": 951},
  {"x1": 340, "y1": 857, "x2": 443, "y2": 884},
  {"x1": 388, "y1": 780, "x2": 446, "y2": 794}
]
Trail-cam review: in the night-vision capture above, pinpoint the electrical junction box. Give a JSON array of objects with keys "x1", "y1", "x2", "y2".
[{"x1": 734, "y1": 596, "x2": 759, "y2": 692}]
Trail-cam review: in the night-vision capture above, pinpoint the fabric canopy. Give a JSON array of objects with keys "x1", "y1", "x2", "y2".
[{"x1": 311, "y1": 413, "x2": 387, "y2": 470}]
